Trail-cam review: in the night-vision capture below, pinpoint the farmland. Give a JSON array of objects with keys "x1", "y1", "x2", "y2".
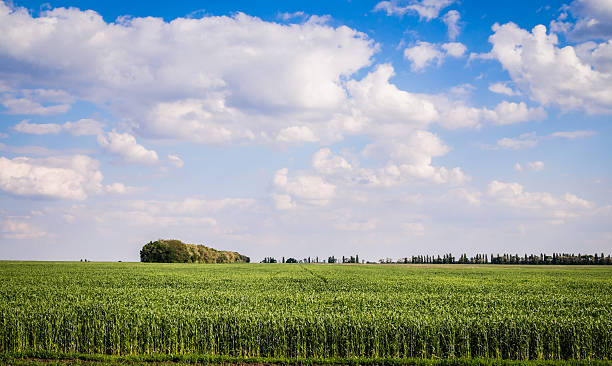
[{"x1": 0, "y1": 262, "x2": 611, "y2": 364}]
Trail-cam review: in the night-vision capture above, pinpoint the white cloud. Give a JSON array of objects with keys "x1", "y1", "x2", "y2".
[
  {"x1": 404, "y1": 41, "x2": 466, "y2": 71},
  {"x1": 374, "y1": 0, "x2": 456, "y2": 20},
  {"x1": 277, "y1": 11, "x2": 306, "y2": 21},
  {"x1": 441, "y1": 42, "x2": 467, "y2": 57},
  {"x1": 334, "y1": 218, "x2": 378, "y2": 231},
  {"x1": 276, "y1": 126, "x2": 318, "y2": 143},
  {"x1": 346, "y1": 64, "x2": 438, "y2": 131},
  {"x1": 97, "y1": 131, "x2": 159, "y2": 165},
  {"x1": 441, "y1": 187, "x2": 481, "y2": 206},
  {"x1": 557, "y1": 0, "x2": 612, "y2": 40},
  {"x1": 448, "y1": 83, "x2": 475, "y2": 97},
  {"x1": 105, "y1": 182, "x2": 136, "y2": 195},
  {"x1": 404, "y1": 42, "x2": 444, "y2": 71},
  {"x1": 167, "y1": 154, "x2": 184, "y2": 168},
  {"x1": 563, "y1": 192, "x2": 594, "y2": 209},
  {"x1": 487, "y1": 181, "x2": 594, "y2": 220},
  {"x1": 442, "y1": 10, "x2": 461, "y2": 40},
  {"x1": 402, "y1": 222, "x2": 425, "y2": 235},
  {"x1": 145, "y1": 99, "x2": 235, "y2": 144},
  {"x1": 550, "y1": 130, "x2": 596, "y2": 139},
  {"x1": 312, "y1": 148, "x2": 352, "y2": 175},
  {"x1": 0, "y1": 4, "x2": 375, "y2": 145},
  {"x1": 514, "y1": 163, "x2": 523, "y2": 172},
  {"x1": 330, "y1": 210, "x2": 379, "y2": 231},
  {"x1": 0, "y1": 216, "x2": 46, "y2": 239},
  {"x1": 62, "y1": 119, "x2": 105, "y2": 136},
  {"x1": 575, "y1": 40, "x2": 612, "y2": 74},
  {"x1": 13, "y1": 118, "x2": 104, "y2": 136},
  {"x1": 362, "y1": 130, "x2": 469, "y2": 185},
  {"x1": 272, "y1": 168, "x2": 336, "y2": 208},
  {"x1": 272, "y1": 194, "x2": 296, "y2": 210},
  {"x1": 497, "y1": 129, "x2": 595, "y2": 150},
  {"x1": 492, "y1": 101, "x2": 546, "y2": 125},
  {"x1": 437, "y1": 101, "x2": 545, "y2": 129},
  {"x1": 527, "y1": 161, "x2": 545, "y2": 172},
  {"x1": 1, "y1": 96, "x2": 70, "y2": 115},
  {"x1": 497, "y1": 132, "x2": 539, "y2": 150},
  {"x1": 0, "y1": 87, "x2": 73, "y2": 115},
  {"x1": 13, "y1": 120, "x2": 62, "y2": 134},
  {"x1": 0, "y1": 155, "x2": 104, "y2": 200},
  {"x1": 489, "y1": 82, "x2": 521, "y2": 96},
  {"x1": 482, "y1": 22, "x2": 612, "y2": 113},
  {"x1": 126, "y1": 197, "x2": 256, "y2": 215}
]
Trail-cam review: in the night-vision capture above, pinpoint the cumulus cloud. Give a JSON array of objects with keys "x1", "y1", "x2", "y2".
[
  {"x1": 276, "y1": 126, "x2": 318, "y2": 143},
  {"x1": 13, "y1": 119, "x2": 104, "y2": 136},
  {"x1": 1, "y1": 96, "x2": 70, "y2": 115},
  {"x1": 362, "y1": 130, "x2": 469, "y2": 185},
  {"x1": 402, "y1": 222, "x2": 425, "y2": 235},
  {"x1": 442, "y1": 10, "x2": 461, "y2": 40},
  {"x1": 497, "y1": 132, "x2": 539, "y2": 150},
  {"x1": 550, "y1": 130, "x2": 596, "y2": 139},
  {"x1": 104, "y1": 182, "x2": 137, "y2": 195},
  {"x1": 551, "y1": 0, "x2": 612, "y2": 41},
  {"x1": 0, "y1": 3, "x2": 375, "y2": 145},
  {"x1": 487, "y1": 181, "x2": 594, "y2": 216},
  {"x1": 497, "y1": 130, "x2": 595, "y2": 150},
  {"x1": 277, "y1": 11, "x2": 306, "y2": 22},
  {"x1": 437, "y1": 101, "x2": 546, "y2": 129},
  {"x1": 441, "y1": 42, "x2": 467, "y2": 57},
  {"x1": 62, "y1": 119, "x2": 105, "y2": 136},
  {"x1": 125, "y1": 197, "x2": 256, "y2": 215},
  {"x1": 0, "y1": 155, "x2": 104, "y2": 200},
  {"x1": 0, "y1": 88, "x2": 73, "y2": 116},
  {"x1": 0, "y1": 216, "x2": 46, "y2": 239},
  {"x1": 167, "y1": 154, "x2": 184, "y2": 168},
  {"x1": 492, "y1": 101, "x2": 547, "y2": 125},
  {"x1": 13, "y1": 120, "x2": 62, "y2": 135},
  {"x1": 489, "y1": 82, "x2": 521, "y2": 96},
  {"x1": 527, "y1": 161, "x2": 545, "y2": 172},
  {"x1": 272, "y1": 168, "x2": 336, "y2": 209},
  {"x1": 374, "y1": 0, "x2": 456, "y2": 20},
  {"x1": 346, "y1": 64, "x2": 438, "y2": 131},
  {"x1": 97, "y1": 131, "x2": 159, "y2": 165},
  {"x1": 404, "y1": 41, "x2": 466, "y2": 71},
  {"x1": 481, "y1": 22, "x2": 612, "y2": 113},
  {"x1": 312, "y1": 148, "x2": 352, "y2": 175}
]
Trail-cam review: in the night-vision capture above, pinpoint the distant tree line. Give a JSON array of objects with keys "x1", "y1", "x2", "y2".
[
  {"x1": 394, "y1": 252, "x2": 612, "y2": 265},
  {"x1": 262, "y1": 255, "x2": 362, "y2": 264},
  {"x1": 259, "y1": 253, "x2": 612, "y2": 265},
  {"x1": 140, "y1": 239, "x2": 249, "y2": 263}
]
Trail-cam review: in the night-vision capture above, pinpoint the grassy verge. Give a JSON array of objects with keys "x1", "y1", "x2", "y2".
[{"x1": 0, "y1": 352, "x2": 610, "y2": 366}]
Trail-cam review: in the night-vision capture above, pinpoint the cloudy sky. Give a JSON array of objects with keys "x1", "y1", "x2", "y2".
[{"x1": 0, "y1": 0, "x2": 610, "y2": 261}]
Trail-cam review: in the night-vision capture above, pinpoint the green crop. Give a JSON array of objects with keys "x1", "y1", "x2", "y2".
[{"x1": 0, "y1": 262, "x2": 610, "y2": 361}]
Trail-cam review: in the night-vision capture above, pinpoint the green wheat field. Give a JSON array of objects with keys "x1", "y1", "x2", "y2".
[{"x1": 1, "y1": 262, "x2": 611, "y2": 365}]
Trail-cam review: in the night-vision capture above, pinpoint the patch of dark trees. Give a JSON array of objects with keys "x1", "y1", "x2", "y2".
[
  {"x1": 261, "y1": 253, "x2": 612, "y2": 265},
  {"x1": 140, "y1": 239, "x2": 250, "y2": 263}
]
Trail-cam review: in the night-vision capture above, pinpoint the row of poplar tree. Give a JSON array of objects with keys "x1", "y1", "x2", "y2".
[{"x1": 262, "y1": 253, "x2": 612, "y2": 265}]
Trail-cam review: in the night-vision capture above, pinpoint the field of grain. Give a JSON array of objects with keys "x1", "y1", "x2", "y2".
[{"x1": 0, "y1": 262, "x2": 610, "y2": 362}]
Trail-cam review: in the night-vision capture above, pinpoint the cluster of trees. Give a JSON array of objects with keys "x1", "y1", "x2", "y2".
[
  {"x1": 259, "y1": 252, "x2": 612, "y2": 265},
  {"x1": 262, "y1": 255, "x2": 362, "y2": 264},
  {"x1": 395, "y1": 253, "x2": 612, "y2": 265},
  {"x1": 140, "y1": 239, "x2": 249, "y2": 263}
]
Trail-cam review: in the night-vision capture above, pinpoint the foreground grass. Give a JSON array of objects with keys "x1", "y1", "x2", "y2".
[
  {"x1": 1, "y1": 263, "x2": 611, "y2": 360},
  {"x1": 1, "y1": 352, "x2": 611, "y2": 366}
]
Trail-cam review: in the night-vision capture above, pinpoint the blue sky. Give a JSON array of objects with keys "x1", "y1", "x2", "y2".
[{"x1": 0, "y1": 0, "x2": 610, "y2": 261}]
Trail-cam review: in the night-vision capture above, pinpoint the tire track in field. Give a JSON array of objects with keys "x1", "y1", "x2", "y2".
[{"x1": 299, "y1": 264, "x2": 329, "y2": 284}]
